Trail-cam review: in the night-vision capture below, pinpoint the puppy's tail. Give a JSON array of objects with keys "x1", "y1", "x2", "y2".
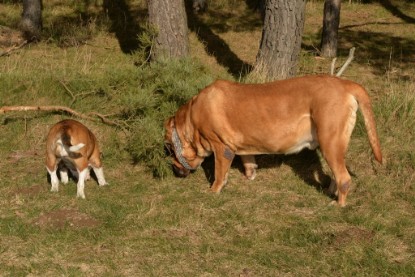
[
  {"x1": 352, "y1": 85, "x2": 383, "y2": 164},
  {"x1": 58, "y1": 132, "x2": 85, "y2": 157},
  {"x1": 69, "y1": 143, "x2": 85, "y2": 152}
]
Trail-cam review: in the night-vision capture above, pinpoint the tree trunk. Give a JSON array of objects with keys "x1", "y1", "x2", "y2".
[
  {"x1": 253, "y1": 0, "x2": 306, "y2": 81},
  {"x1": 320, "y1": 0, "x2": 341, "y2": 58},
  {"x1": 148, "y1": 0, "x2": 189, "y2": 61},
  {"x1": 19, "y1": 0, "x2": 42, "y2": 41}
]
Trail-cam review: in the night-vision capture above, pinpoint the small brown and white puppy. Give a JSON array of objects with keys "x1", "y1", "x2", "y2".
[
  {"x1": 164, "y1": 75, "x2": 383, "y2": 207},
  {"x1": 46, "y1": 119, "x2": 107, "y2": 199}
]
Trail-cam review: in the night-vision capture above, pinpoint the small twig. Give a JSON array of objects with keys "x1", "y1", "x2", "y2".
[
  {"x1": 87, "y1": 111, "x2": 128, "y2": 128},
  {"x1": 0, "y1": 40, "x2": 28, "y2": 57},
  {"x1": 139, "y1": 33, "x2": 156, "y2": 67},
  {"x1": 336, "y1": 47, "x2": 355, "y2": 77},
  {"x1": 58, "y1": 80, "x2": 76, "y2": 105},
  {"x1": 58, "y1": 80, "x2": 75, "y2": 98}
]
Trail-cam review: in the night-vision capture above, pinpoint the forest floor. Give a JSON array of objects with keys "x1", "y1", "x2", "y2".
[{"x1": 1, "y1": 0, "x2": 415, "y2": 275}]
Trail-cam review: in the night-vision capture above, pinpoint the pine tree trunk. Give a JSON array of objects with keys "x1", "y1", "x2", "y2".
[
  {"x1": 320, "y1": 0, "x2": 341, "y2": 58},
  {"x1": 253, "y1": 0, "x2": 306, "y2": 81},
  {"x1": 148, "y1": 0, "x2": 189, "y2": 61},
  {"x1": 19, "y1": 0, "x2": 42, "y2": 41}
]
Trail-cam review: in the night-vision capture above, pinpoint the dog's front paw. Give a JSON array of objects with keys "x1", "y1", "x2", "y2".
[
  {"x1": 50, "y1": 186, "x2": 59, "y2": 192},
  {"x1": 50, "y1": 182, "x2": 59, "y2": 192},
  {"x1": 76, "y1": 191, "x2": 86, "y2": 199},
  {"x1": 210, "y1": 182, "x2": 223, "y2": 193}
]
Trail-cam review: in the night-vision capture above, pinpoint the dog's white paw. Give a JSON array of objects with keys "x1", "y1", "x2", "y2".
[
  {"x1": 60, "y1": 171, "x2": 69, "y2": 184},
  {"x1": 50, "y1": 186, "x2": 59, "y2": 192}
]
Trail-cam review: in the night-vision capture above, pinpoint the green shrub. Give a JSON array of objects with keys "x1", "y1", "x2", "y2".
[{"x1": 126, "y1": 59, "x2": 214, "y2": 177}]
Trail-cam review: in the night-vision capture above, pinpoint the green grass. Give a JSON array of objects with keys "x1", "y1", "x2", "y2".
[{"x1": 1, "y1": 0, "x2": 415, "y2": 276}]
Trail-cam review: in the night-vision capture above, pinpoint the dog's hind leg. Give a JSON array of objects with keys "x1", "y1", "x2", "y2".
[
  {"x1": 241, "y1": 155, "x2": 258, "y2": 180},
  {"x1": 319, "y1": 136, "x2": 352, "y2": 207},
  {"x1": 47, "y1": 167, "x2": 60, "y2": 192},
  {"x1": 76, "y1": 168, "x2": 88, "y2": 199},
  {"x1": 329, "y1": 161, "x2": 351, "y2": 207},
  {"x1": 92, "y1": 166, "x2": 108, "y2": 186},
  {"x1": 46, "y1": 154, "x2": 59, "y2": 192},
  {"x1": 76, "y1": 167, "x2": 89, "y2": 199},
  {"x1": 60, "y1": 167, "x2": 69, "y2": 184}
]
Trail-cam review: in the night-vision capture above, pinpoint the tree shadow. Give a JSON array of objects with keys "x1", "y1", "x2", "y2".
[
  {"x1": 36, "y1": 0, "x2": 145, "y2": 52},
  {"x1": 201, "y1": 149, "x2": 334, "y2": 200},
  {"x1": 103, "y1": 0, "x2": 145, "y2": 54},
  {"x1": 184, "y1": 0, "x2": 257, "y2": 78},
  {"x1": 378, "y1": 0, "x2": 415, "y2": 23},
  {"x1": 302, "y1": 17, "x2": 415, "y2": 79},
  {"x1": 338, "y1": 28, "x2": 415, "y2": 77}
]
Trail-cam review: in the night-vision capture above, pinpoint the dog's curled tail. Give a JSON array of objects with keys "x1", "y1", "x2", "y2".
[
  {"x1": 58, "y1": 132, "x2": 85, "y2": 157},
  {"x1": 69, "y1": 143, "x2": 85, "y2": 152},
  {"x1": 352, "y1": 85, "x2": 383, "y2": 164}
]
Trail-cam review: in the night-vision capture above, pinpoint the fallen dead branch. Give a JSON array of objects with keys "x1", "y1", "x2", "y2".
[
  {"x1": 0, "y1": 105, "x2": 125, "y2": 129},
  {"x1": 0, "y1": 40, "x2": 28, "y2": 57}
]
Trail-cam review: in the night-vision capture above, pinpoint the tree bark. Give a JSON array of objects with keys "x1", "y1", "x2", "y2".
[
  {"x1": 320, "y1": 0, "x2": 341, "y2": 58},
  {"x1": 253, "y1": 0, "x2": 306, "y2": 81},
  {"x1": 148, "y1": 0, "x2": 189, "y2": 61},
  {"x1": 19, "y1": 0, "x2": 43, "y2": 41}
]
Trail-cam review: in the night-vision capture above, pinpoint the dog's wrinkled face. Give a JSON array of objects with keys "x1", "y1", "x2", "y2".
[{"x1": 164, "y1": 116, "x2": 203, "y2": 177}]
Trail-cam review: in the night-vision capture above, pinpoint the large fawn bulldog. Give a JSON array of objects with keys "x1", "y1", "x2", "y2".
[
  {"x1": 164, "y1": 75, "x2": 382, "y2": 206},
  {"x1": 46, "y1": 119, "x2": 108, "y2": 199}
]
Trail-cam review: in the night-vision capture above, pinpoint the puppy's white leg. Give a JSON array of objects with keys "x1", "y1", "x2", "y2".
[
  {"x1": 85, "y1": 168, "x2": 91, "y2": 181},
  {"x1": 92, "y1": 166, "x2": 108, "y2": 186},
  {"x1": 47, "y1": 167, "x2": 60, "y2": 192},
  {"x1": 60, "y1": 168, "x2": 69, "y2": 184},
  {"x1": 76, "y1": 168, "x2": 89, "y2": 199}
]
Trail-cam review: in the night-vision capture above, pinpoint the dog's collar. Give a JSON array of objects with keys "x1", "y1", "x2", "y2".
[{"x1": 172, "y1": 127, "x2": 194, "y2": 170}]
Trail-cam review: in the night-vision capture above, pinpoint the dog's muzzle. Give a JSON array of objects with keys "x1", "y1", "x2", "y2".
[{"x1": 172, "y1": 162, "x2": 191, "y2": 177}]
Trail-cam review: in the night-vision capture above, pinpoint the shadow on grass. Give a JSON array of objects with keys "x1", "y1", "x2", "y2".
[
  {"x1": 40, "y1": 0, "x2": 145, "y2": 52},
  {"x1": 103, "y1": 0, "x2": 146, "y2": 54},
  {"x1": 184, "y1": 0, "x2": 259, "y2": 78},
  {"x1": 185, "y1": 0, "x2": 415, "y2": 80},
  {"x1": 201, "y1": 149, "x2": 334, "y2": 200},
  {"x1": 302, "y1": 22, "x2": 415, "y2": 78},
  {"x1": 378, "y1": 0, "x2": 415, "y2": 23},
  {"x1": 339, "y1": 28, "x2": 415, "y2": 77}
]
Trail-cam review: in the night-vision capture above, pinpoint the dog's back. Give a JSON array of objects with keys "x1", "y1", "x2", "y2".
[{"x1": 47, "y1": 119, "x2": 95, "y2": 159}]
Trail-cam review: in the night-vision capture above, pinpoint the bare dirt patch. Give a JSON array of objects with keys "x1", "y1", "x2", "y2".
[
  {"x1": 33, "y1": 208, "x2": 101, "y2": 229},
  {"x1": 13, "y1": 184, "x2": 46, "y2": 197},
  {"x1": 331, "y1": 226, "x2": 375, "y2": 247}
]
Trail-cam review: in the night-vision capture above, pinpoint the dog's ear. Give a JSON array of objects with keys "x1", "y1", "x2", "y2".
[{"x1": 164, "y1": 117, "x2": 175, "y2": 130}]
